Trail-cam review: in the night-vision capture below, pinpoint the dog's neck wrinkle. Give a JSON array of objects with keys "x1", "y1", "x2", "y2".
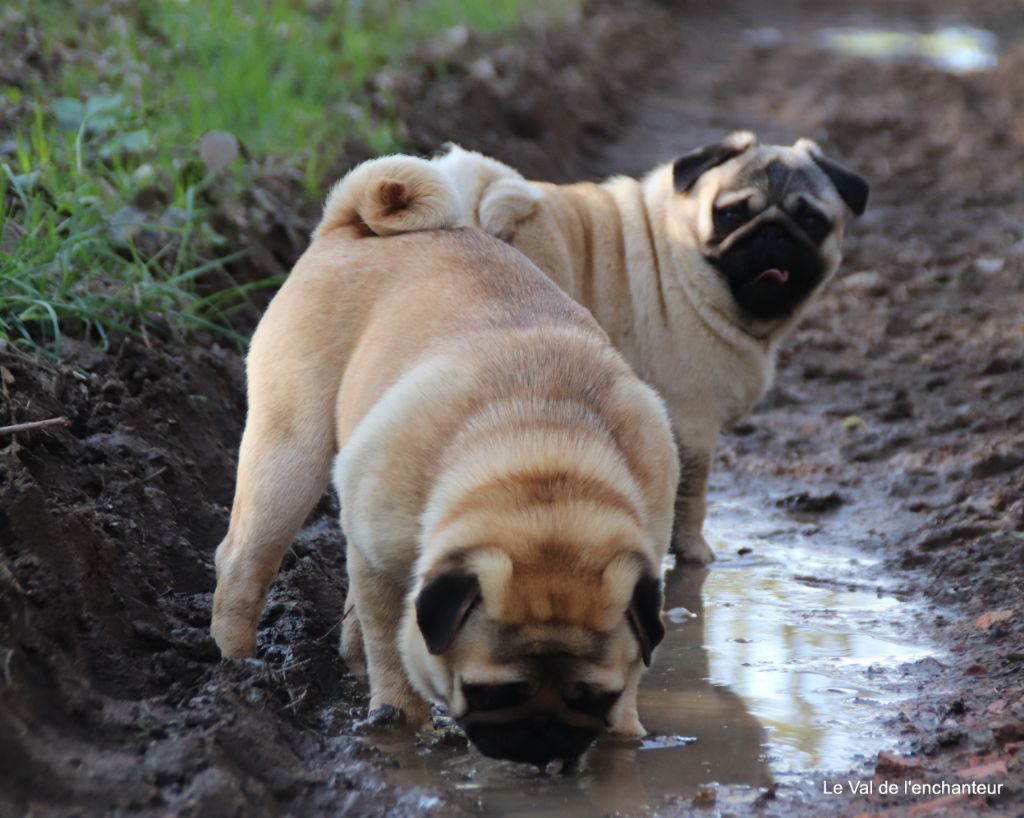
[
  {"x1": 634, "y1": 184, "x2": 671, "y2": 327},
  {"x1": 442, "y1": 465, "x2": 642, "y2": 531},
  {"x1": 638, "y1": 168, "x2": 769, "y2": 346},
  {"x1": 570, "y1": 193, "x2": 599, "y2": 316},
  {"x1": 433, "y1": 397, "x2": 628, "y2": 497},
  {"x1": 630, "y1": 175, "x2": 765, "y2": 358},
  {"x1": 617, "y1": 169, "x2": 774, "y2": 428},
  {"x1": 457, "y1": 397, "x2": 610, "y2": 450},
  {"x1": 551, "y1": 181, "x2": 636, "y2": 338}
]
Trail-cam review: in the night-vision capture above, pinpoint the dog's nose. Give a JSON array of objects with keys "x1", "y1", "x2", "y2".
[
  {"x1": 463, "y1": 717, "x2": 600, "y2": 767},
  {"x1": 751, "y1": 222, "x2": 794, "y2": 256}
]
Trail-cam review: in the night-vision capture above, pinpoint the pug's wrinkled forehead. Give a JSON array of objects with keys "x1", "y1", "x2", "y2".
[
  {"x1": 717, "y1": 149, "x2": 837, "y2": 213},
  {"x1": 673, "y1": 131, "x2": 869, "y2": 218}
]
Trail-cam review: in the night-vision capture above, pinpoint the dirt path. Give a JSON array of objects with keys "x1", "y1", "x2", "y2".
[
  {"x1": 383, "y1": 1, "x2": 1024, "y2": 813},
  {"x1": 581, "y1": 1, "x2": 1023, "y2": 815},
  {"x1": 2, "y1": 1, "x2": 1022, "y2": 816}
]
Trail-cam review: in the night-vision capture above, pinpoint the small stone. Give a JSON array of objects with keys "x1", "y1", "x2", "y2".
[
  {"x1": 198, "y1": 130, "x2": 240, "y2": 174},
  {"x1": 841, "y1": 415, "x2": 869, "y2": 433},
  {"x1": 936, "y1": 729, "x2": 964, "y2": 747},
  {"x1": 993, "y1": 719, "x2": 1024, "y2": 743},
  {"x1": 876, "y1": 751, "x2": 923, "y2": 778},
  {"x1": 692, "y1": 783, "x2": 717, "y2": 807},
  {"x1": 974, "y1": 257, "x2": 1005, "y2": 274},
  {"x1": 841, "y1": 269, "x2": 886, "y2": 293},
  {"x1": 666, "y1": 607, "x2": 696, "y2": 623},
  {"x1": 975, "y1": 609, "x2": 1014, "y2": 630},
  {"x1": 956, "y1": 758, "x2": 1008, "y2": 779},
  {"x1": 971, "y1": 449, "x2": 1024, "y2": 479},
  {"x1": 778, "y1": 490, "x2": 844, "y2": 514}
]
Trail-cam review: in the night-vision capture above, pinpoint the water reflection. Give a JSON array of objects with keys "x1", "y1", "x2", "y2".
[
  {"x1": 364, "y1": 566, "x2": 769, "y2": 817},
  {"x1": 360, "y1": 479, "x2": 935, "y2": 816},
  {"x1": 701, "y1": 487, "x2": 934, "y2": 773},
  {"x1": 820, "y1": 26, "x2": 998, "y2": 74},
  {"x1": 590, "y1": 565, "x2": 771, "y2": 813}
]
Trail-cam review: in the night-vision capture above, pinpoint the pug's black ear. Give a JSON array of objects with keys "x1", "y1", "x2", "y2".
[
  {"x1": 415, "y1": 572, "x2": 481, "y2": 655},
  {"x1": 673, "y1": 131, "x2": 757, "y2": 193},
  {"x1": 812, "y1": 154, "x2": 869, "y2": 217},
  {"x1": 626, "y1": 575, "x2": 665, "y2": 667}
]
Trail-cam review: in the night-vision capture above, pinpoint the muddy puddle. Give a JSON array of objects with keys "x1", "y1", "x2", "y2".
[
  {"x1": 744, "y1": 23, "x2": 998, "y2": 74},
  {"x1": 356, "y1": 476, "x2": 939, "y2": 817},
  {"x1": 820, "y1": 26, "x2": 998, "y2": 73}
]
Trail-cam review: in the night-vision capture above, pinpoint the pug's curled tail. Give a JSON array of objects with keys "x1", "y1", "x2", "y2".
[{"x1": 314, "y1": 156, "x2": 460, "y2": 240}]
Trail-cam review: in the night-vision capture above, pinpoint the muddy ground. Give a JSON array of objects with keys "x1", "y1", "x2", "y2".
[{"x1": 2, "y1": 0, "x2": 1023, "y2": 816}]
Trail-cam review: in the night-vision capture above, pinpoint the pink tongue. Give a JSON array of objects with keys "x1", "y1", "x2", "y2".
[{"x1": 757, "y1": 268, "x2": 790, "y2": 284}]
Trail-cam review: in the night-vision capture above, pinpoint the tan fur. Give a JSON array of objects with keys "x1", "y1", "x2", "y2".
[
  {"x1": 210, "y1": 217, "x2": 678, "y2": 745},
  {"x1": 328, "y1": 142, "x2": 857, "y2": 563},
  {"x1": 314, "y1": 155, "x2": 461, "y2": 238},
  {"x1": 313, "y1": 148, "x2": 541, "y2": 241}
]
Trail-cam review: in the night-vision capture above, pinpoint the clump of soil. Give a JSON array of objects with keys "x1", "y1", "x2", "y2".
[
  {"x1": 0, "y1": 340, "x2": 418, "y2": 817},
  {"x1": 384, "y1": 1, "x2": 683, "y2": 182}
]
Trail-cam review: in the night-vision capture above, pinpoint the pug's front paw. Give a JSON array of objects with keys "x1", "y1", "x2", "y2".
[
  {"x1": 607, "y1": 711, "x2": 646, "y2": 739},
  {"x1": 366, "y1": 705, "x2": 407, "y2": 727},
  {"x1": 363, "y1": 689, "x2": 430, "y2": 728}
]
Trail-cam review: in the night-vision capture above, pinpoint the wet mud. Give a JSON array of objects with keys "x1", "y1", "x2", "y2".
[
  {"x1": 3, "y1": 0, "x2": 1024, "y2": 815},
  {"x1": 592, "y1": 1, "x2": 1024, "y2": 813}
]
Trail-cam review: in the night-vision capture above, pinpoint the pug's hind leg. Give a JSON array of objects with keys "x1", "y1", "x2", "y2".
[
  {"x1": 347, "y1": 545, "x2": 429, "y2": 725},
  {"x1": 671, "y1": 449, "x2": 715, "y2": 565},
  {"x1": 209, "y1": 409, "x2": 333, "y2": 659}
]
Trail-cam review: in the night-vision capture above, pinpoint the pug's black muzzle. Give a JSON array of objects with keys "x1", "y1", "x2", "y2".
[
  {"x1": 709, "y1": 220, "x2": 825, "y2": 321},
  {"x1": 462, "y1": 716, "x2": 600, "y2": 767}
]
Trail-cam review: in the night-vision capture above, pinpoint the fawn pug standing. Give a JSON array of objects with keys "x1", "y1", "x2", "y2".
[
  {"x1": 210, "y1": 171, "x2": 679, "y2": 767},
  {"x1": 334, "y1": 134, "x2": 869, "y2": 564}
]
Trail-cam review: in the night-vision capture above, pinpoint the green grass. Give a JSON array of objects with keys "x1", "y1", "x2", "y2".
[{"x1": 0, "y1": 0, "x2": 574, "y2": 354}]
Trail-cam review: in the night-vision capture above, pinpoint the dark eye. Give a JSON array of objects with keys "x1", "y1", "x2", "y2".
[
  {"x1": 462, "y1": 681, "x2": 533, "y2": 711},
  {"x1": 713, "y1": 202, "x2": 750, "y2": 234},
  {"x1": 563, "y1": 683, "x2": 622, "y2": 717},
  {"x1": 798, "y1": 209, "x2": 830, "y2": 241}
]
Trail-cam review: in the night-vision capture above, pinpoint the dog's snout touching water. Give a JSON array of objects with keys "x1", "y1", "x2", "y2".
[
  {"x1": 363, "y1": 478, "x2": 936, "y2": 814},
  {"x1": 454, "y1": 661, "x2": 625, "y2": 768}
]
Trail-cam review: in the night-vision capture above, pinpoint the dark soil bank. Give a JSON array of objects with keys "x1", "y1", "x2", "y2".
[{"x1": 2, "y1": 0, "x2": 1023, "y2": 816}]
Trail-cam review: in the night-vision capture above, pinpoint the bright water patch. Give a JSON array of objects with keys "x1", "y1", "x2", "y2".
[
  {"x1": 361, "y1": 475, "x2": 937, "y2": 817},
  {"x1": 700, "y1": 488, "x2": 934, "y2": 774},
  {"x1": 820, "y1": 26, "x2": 998, "y2": 74}
]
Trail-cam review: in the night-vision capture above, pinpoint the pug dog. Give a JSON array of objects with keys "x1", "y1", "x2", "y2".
[
  {"x1": 210, "y1": 171, "x2": 681, "y2": 767},
  {"x1": 315, "y1": 134, "x2": 868, "y2": 564}
]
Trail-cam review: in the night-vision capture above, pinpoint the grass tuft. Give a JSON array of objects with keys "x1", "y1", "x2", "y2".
[{"x1": 1, "y1": 0, "x2": 573, "y2": 354}]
